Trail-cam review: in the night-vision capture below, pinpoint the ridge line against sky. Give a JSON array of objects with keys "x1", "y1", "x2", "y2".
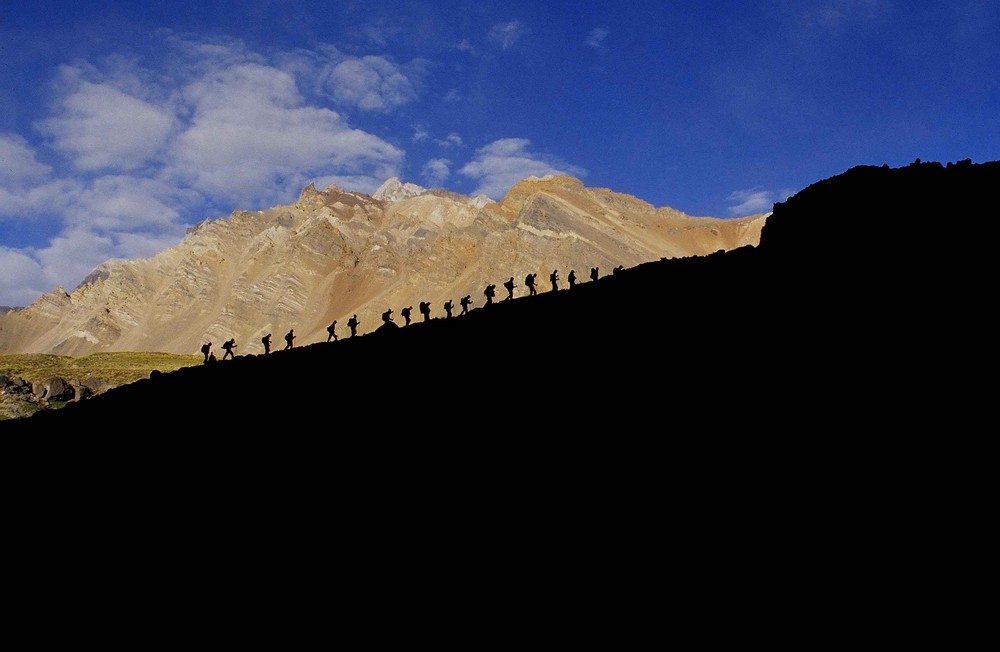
[{"x1": 1, "y1": 0, "x2": 998, "y2": 308}]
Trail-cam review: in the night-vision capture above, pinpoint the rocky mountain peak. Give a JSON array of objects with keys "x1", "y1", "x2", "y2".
[{"x1": 373, "y1": 177, "x2": 427, "y2": 202}]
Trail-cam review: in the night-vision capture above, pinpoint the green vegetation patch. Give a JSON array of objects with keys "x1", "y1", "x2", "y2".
[{"x1": 0, "y1": 352, "x2": 201, "y2": 387}]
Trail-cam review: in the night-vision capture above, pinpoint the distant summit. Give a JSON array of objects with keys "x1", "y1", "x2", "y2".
[
  {"x1": 372, "y1": 177, "x2": 427, "y2": 202},
  {"x1": 372, "y1": 176, "x2": 495, "y2": 208}
]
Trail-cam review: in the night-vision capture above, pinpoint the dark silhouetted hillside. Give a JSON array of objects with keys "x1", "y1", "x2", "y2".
[
  {"x1": 5, "y1": 158, "x2": 996, "y2": 440},
  {"x1": 3, "y1": 160, "x2": 994, "y2": 614}
]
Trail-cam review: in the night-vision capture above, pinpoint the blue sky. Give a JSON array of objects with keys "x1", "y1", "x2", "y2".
[{"x1": 1, "y1": 0, "x2": 998, "y2": 307}]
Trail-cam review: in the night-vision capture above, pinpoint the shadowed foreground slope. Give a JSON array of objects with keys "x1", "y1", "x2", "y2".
[
  {"x1": 13, "y1": 248, "x2": 769, "y2": 432},
  {"x1": 9, "y1": 158, "x2": 994, "y2": 439},
  {"x1": 1, "y1": 161, "x2": 992, "y2": 626}
]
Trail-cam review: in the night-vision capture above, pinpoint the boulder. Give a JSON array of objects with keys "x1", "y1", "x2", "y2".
[{"x1": 33, "y1": 377, "x2": 75, "y2": 402}]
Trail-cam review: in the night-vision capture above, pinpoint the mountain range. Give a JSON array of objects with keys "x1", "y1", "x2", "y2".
[
  {"x1": 7, "y1": 156, "x2": 995, "y2": 438},
  {"x1": 0, "y1": 175, "x2": 766, "y2": 356}
]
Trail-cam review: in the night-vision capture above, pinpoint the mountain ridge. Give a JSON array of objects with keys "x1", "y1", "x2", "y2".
[{"x1": 0, "y1": 174, "x2": 766, "y2": 357}]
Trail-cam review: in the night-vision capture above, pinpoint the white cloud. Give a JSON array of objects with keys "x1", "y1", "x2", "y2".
[
  {"x1": 362, "y1": 23, "x2": 400, "y2": 48},
  {"x1": 459, "y1": 138, "x2": 586, "y2": 200},
  {"x1": 0, "y1": 134, "x2": 84, "y2": 220},
  {"x1": 115, "y1": 230, "x2": 186, "y2": 261},
  {"x1": 488, "y1": 21, "x2": 529, "y2": 50},
  {"x1": 168, "y1": 62, "x2": 403, "y2": 206},
  {"x1": 421, "y1": 159, "x2": 451, "y2": 186},
  {"x1": 323, "y1": 56, "x2": 419, "y2": 112},
  {"x1": 34, "y1": 228, "x2": 116, "y2": 295},
  {"x1": 726, "y1": 188, "x2": 774, "y2": 215},
  {"x1": 37, "y1": 65, "x2": 175, "y2": 172},
  {"x1": 412, "y1": 125, "x2": 430, "y2": 143},
  {"x1": 0, "y1": 171, "x2": 195, "y2": 304},
  {"x1": 443, "y1": 88, "x2": 463, "y2": 103},
  {"x1": 281, "y1": 43, "x2": 429, "y2": 114},
  {"x1": 0, "y1": 178, "x2": 84, "y2": 219},
  {"x1": 166, "y1": 33, "x2": 262, "y2": 71},
  {"x1": 64, "y1": 176, "x2": 199, "y2": 232},
  {"x1": 726, "y1": 187, "x2": 795, "y2": 215},
  {"x1": 0, "y1": 134, "x2": 51, "y2": 187},
  {"x1": 436, "y1": 132, "x2": 463, "y2": 148},
  {"x1": 0, "y1": 247, "x2": 51, "y2": 308},
  {"x1": 586, "y1": 28, "x2": 609, "y2": 48}
]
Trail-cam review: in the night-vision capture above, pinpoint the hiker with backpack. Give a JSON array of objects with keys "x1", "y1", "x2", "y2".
[
  {"x1": 503, "y1": 277, "x2": 516, "y2": 301},
  {"x1": 525, "y1": 273, "x2": 537, "y2": 296},
  {"x1": 221, "y1": 338, "x2": 237, "y2": 360}
]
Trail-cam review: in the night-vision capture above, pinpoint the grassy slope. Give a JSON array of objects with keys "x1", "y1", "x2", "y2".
[{"x1": 0, "y1": 352, "x2": 201, "y2": 387}]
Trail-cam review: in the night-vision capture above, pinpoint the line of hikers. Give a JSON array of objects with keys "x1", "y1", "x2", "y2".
[
  {"x1": 200, "y1": 264, "x2": 618, "y2": 359},
  {"x1": 200, "y1": 328, "x2": 296, "y2": 362}
]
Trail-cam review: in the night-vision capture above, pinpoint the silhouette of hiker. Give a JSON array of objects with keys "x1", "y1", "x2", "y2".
[
  {"x1": 484, "y1": 283, "x2": 496, "y2": 306},
  {"x1": 326, "y1": 321, "x2": 337, "y2": 342},
  {"x1": 284, "y1": 329, "x2": 296, "y2": 350},
  {"x1": 550, "y1": 269, "x2": 559, "y2": 291},
  {"x1": 348, "y1": 314, "x2": 360, "y2": 336},
  {"x1": 261, "y1": 333, "x2": 272, "y2": 354},
  {"x1": 401, "y1": 306, "x2": 412, "y2": 326},
  {"x1": 525, "y1": 273, "x2": 537, "y2": 296},
  {"x1": 568, "y1": 270, "x2": 577, "y2": 289},
  {"x1": 201, "y1": 342, "x2": 212, "y2": 363},
  {"x1": 444, "y1": 300, "x2": 454, "y2": 318},
  {"x1": 221, "y1": 338, "x2": 236, "y2": 360},
  {"x1": 382, "y1": 308, "x2": 394, "y2": 324},
  {"x1": 590, "y1": 267, "x2": 599, "y2": 282},
  {"x1": 419, "y1": 301, "x2": 431, "y2": 322},
  {"x1": 460, "y1": 295, "x2": 472, "y2": 315},
  {"x1": 613, "y1": 265, "x2": 624, "y2": 275},
  {"x1": 503, "y1": 277, "x2": 516, "y2": 301}
]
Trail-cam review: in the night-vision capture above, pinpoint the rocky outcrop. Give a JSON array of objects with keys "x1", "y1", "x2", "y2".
[
  {"x1": 1, "y1": 373, "x2": 114, "y2": 420},
  {"x1": 0, "y1": 175, "x2": 767, "y2": 357}
]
